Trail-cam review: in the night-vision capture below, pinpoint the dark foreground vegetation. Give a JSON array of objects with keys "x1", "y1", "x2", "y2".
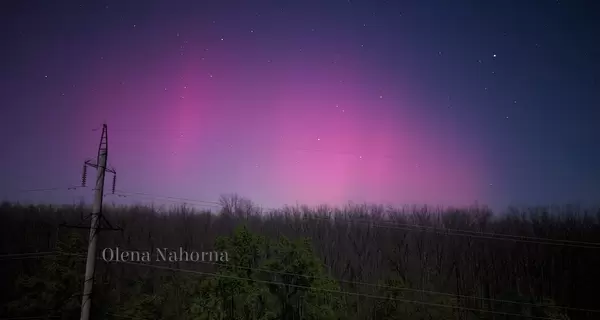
[{"x1": 1, "y1": 196, "x2": 600, "y2": 319}]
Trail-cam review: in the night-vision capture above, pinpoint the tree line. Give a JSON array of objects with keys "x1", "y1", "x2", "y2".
[{"x1": 1, "y1": 196, "x2": 599, "y2": 319}]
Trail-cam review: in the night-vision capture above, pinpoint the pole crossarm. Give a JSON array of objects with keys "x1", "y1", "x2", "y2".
[{"x1": 84, "y1": 160, "x2": 116, "y2": 174}]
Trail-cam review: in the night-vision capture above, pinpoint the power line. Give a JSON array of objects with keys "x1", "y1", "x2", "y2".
[
  {"x1": 0, "y1": 251, "x2": 86, "y2": 261},
  {"x1": 306, "y1": 215, "x2": 600, "y2": 249},
  {"x1": 112, "y1": 189, "x2": 221, "y2": 206},
  {"x1": 0, "y1": 252, "x2": 63, "y2": 261},
  {"x1": 104, "y1": 313, "x2": 145, "y2": 320},
  {"x1": 325, "y1": 214, "x2": 600, "y2": 245},
  {"x1": 0, "y1": 316, "x2": 60, "y2": 319},
  {"x1": 5, "y1": 195, "x2": 597, "y2": 249},
  {"x1": 110, "y1": 194, "x2": 598, "y2": 249},
  {"x1": 12, "y1": 187, "x2": 597, "y2": 248},
  {"x1": 106, "y1": 193, "x2": 220, "y2": 210},
  {"x1": 14, "y1": 186, "x2": 87, "y2": 193},
  {"x1": 0, "y1": 251, "x2": 56, "y2": 258},
  {"x1": 105, "y1": 260, "x2": 566, "y2": 320},
  {"x1": 179, "y1": 259, "x2": 600, "y2": 314},
  {"x1": 4, "y1": 250, "x2": 595, "y2": 314}
]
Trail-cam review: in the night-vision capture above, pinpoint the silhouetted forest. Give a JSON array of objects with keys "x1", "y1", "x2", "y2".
[{"x1": 1, "y1": 196, "x2": 599, "y2": 319}]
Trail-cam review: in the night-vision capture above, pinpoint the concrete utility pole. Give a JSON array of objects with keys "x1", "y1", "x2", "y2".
[{"x1": 80, "y1": 123, "x2": 110, "y2": 320}]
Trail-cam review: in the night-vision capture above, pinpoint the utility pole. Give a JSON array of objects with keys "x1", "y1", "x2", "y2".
[{"x1": 79, "y1": 123, "x2": 116, "y2": 320}]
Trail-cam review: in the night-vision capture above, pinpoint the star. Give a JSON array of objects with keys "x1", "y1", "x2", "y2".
[{"x1": 493, "y1": 54, "x2": 497, "y2": 58}]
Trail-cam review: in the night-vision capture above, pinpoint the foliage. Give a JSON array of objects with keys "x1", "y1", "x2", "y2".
[
  {"x1": 6, "y1": 232, "x2": 86, "y2": 319},
  {"x1": 190, "y1": 225, "x2": 347, "y2": 320}
]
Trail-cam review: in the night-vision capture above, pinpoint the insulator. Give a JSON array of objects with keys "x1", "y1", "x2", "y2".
[
  {"x1": 112, "y1": 175, "x2": 116, "y2": 194},
  {"x1": 81, "y1": 164, "x2": 87, "y2": 187}
]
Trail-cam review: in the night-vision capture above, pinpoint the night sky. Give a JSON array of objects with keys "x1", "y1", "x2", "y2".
[{"x1": 1, "y1": 0, "x2": 598, "y2": 212}]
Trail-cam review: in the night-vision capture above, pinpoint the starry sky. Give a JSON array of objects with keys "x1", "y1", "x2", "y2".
[{"x1": 1, "y1": 0, "x2": 598, "y2": 212}]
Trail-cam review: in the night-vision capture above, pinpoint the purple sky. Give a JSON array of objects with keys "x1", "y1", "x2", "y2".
[{"x1": 1, "y1": 0, "x2": 598, "y2": 212}]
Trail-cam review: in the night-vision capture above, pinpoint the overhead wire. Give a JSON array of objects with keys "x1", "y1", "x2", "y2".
[
  {"x1": 103, "y1": 189, "x2": 600, "y2": 248},
  {"x1": 176, "y1": 258, "x2": 600, "y2": 314},
  {"x1": 14, "y1": 186, "x2": 86, "y2": 193},
  {"x1": 0, "y1": 251, "x2": 57, "y2": 260},
  {"x1": 13, "y1": 182, "x2": 597, "y2": 248},
  {"x1": 3, "y1": 246, "x2": 598, "y2": 316},
  {"x1": 306, "y1": 215, "x2": 600, "y2": 249},
  {"x1": 105, "y1": 259, "x2": 567, "y2": 320},
  {"x1": 0, "y1": 316, "x2": 60, "y2": 319},
  {"x1": 4, "y1": 187, "x2": 599, "y2": 249},
  {"x1": 11, "y1": 185, "x2": 597, "y2": 249},
  {"x1": 111, "y1": 189, "x2": 221, "y2": 206},
  {"x1": 106, "y1": 193, "x2": 221, "y2": 210}
]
